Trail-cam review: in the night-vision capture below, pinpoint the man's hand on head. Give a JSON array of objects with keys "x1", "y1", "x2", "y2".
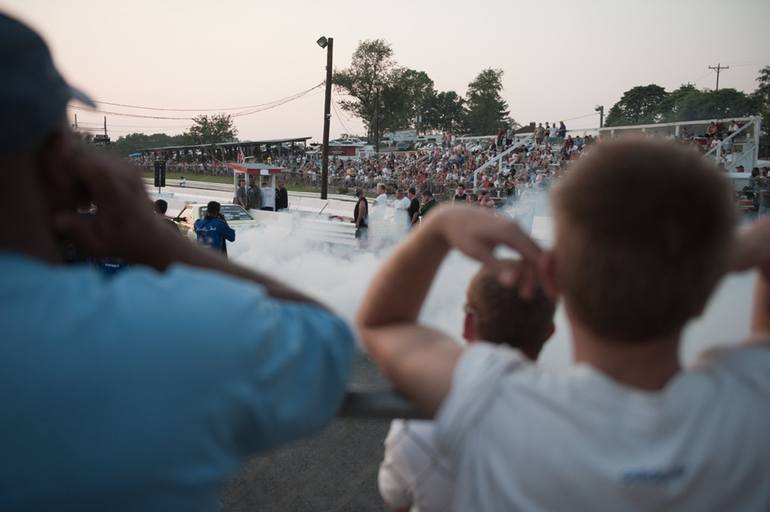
[
  {"x1": 53, "y1": 151, "x2": 186, "y2": 270},
  {"x1": 421, "y1": 205, "x2": 550, "y2": 298},
  {"x1": 732, "y1": 218, "x2": 770, "y2": 279}
]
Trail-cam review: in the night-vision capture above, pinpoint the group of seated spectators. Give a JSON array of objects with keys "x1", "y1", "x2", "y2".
[{"x1": 295, "y1": 129, "x2": 597, "y2": 204}]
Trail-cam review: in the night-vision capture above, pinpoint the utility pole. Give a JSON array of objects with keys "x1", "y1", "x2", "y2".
[
  {"x1": 319, "y1": 37, "x2": 334, "y2": 200},
  {"x1": 708, "y1": 63, "x2": 729, "y2": 92},
  {"x1": 595, "y1": 105, "x2": 604, "y2": 128},
  {"x1": 73, "y1": 114, "x2": 78, "y2": 129},
  {"x1": 103, "y1": 115, "x2": 107, "y2": 137},
  {"x1": 375, "y1": 88, "x2": 380, "y2": 154}
]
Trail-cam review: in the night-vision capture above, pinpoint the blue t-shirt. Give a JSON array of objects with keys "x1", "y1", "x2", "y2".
[
  {"x1": 0, "y1": 253, "x2": 354, "y2": 511},
  {"x1": 194, "y1": 217, "x2": 236, "y2": 252}
]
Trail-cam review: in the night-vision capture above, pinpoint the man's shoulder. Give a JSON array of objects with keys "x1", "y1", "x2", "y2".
[{"x1": 692, "y1": 342, "x2": 770, "y2": 393}]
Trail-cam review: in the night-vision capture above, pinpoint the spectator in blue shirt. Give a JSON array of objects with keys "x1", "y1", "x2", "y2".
[
  {"x1": 194, "y1": 201, "x2": 236, "y2": 254},
  {"x1": 0, "y1": 13, "x2": 354, "y2": 511}
]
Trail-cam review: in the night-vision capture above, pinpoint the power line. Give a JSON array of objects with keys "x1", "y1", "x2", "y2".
[
  {"x1": 68, "y1": 83, "x2": 324, "y2": 120},
  {"x1": 91, "y1": 82, "x2": 324, "y2": 112},
  {"x1": 332, "y1": 99, "x2": 352, "y2": 134},
  {"x1": 561, "y1": 112, "x2": 598, "y2": 122}
]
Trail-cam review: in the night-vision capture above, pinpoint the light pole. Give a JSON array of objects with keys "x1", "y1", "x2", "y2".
[
  {"x1": 317, "y1": 36, "x2": 333, "y2": 200},
  {"x1": 595, "y1": 105, "x2": 605, "y2": 128}
]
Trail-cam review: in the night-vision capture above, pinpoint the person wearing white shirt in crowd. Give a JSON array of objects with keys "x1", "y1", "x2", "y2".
[
  {"x1": 357, "y1": 138, "x2": 770, "y2": 511},
  {"x1": 392, "y1": 188, "x2": 412, "y2": 229},
  {"x1": 378, "y1": 261, "x2": 555, "y2": 512},
  {"x1": 374, "y1": 183, "x2": 389, "y2": 207},
  {"x1": 548, "y1": 123, "x2": 558, "y2": 143}
]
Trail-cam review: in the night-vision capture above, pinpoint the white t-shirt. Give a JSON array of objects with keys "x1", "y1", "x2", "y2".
[
  {"x1": 379, "y1": 420, "x2": 453, "y2": 512},
  {"x1": 394, "y1": 197, "x2": 411, "y2": 210},
  {"x1": 549, "y1": 126, "x2": 558, "y2": 138},
  {"x1": 435, "y1": 342, "x2": 770, "y2": 511},
  {"x1": 260, "y1": 187, "x2": 275, "y2": 209},
  {"x1": 374, "y1": 193, "x2": 388, "y2": 207}
]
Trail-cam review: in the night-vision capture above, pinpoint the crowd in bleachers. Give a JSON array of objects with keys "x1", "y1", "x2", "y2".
[{"x1": 297, "y1": 128, "x2": 597, "y2": 201}]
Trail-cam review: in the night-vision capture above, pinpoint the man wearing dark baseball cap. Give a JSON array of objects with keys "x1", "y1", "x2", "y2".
[{"x1": 0, "y1": 13, "x2": 354, "y2": 511}]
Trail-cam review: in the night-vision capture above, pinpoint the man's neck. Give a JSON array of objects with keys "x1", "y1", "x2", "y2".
[{"x1": 570, "y1": 318, "x2": 682, "y2": 391}]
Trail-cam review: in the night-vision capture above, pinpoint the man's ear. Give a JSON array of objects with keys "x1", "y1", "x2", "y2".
[{"x1": 462, "y1": 312, "x2": 476, "y2": 343}]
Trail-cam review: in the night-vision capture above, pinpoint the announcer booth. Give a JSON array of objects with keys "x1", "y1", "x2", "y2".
[{"x1": 228, "y1": 162, "x2": 283, "y2": 211}]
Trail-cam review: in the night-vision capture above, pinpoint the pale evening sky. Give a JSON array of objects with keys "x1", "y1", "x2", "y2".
[{"x1": 4, "y1": 0, "x2": 769, "y2": 142}]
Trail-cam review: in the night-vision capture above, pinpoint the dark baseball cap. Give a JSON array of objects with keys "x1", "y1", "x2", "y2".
[{"x1": 0, "y1": 13, "x2": 95, "y2": 153}]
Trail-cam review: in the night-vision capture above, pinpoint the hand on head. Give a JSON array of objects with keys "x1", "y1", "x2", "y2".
[
  {"x1": 732, "y1": 218, "x2": 770, "y2": 279},
  {"x1": 421, "y1": 205, "x2": 552, "y2": 299},
  {"x1": 52, "y1": 151, "x2": 181, "y2": 268}
]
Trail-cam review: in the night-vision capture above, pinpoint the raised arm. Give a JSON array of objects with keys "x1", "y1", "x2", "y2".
[
  {"x1": 357, "y1": 205, "x2": 545, "y2": 415},
  {"x1": 53, "y1": 151, "x2": 324, "y2": 309},
  {"x1": 733, "y1": 218, "x2": 770, "y2": 337}
]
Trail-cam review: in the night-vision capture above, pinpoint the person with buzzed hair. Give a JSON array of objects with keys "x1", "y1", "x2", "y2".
[
  {"x1": 359, "y1": 137, "x2": 770, "y2": 510},
  {"x1": 378, "y1": 260, "x2": 555, "y2": 512}
]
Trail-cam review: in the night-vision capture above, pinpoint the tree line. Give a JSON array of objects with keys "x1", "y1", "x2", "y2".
[
  {"x1": 605, "y1": 66, "x2": 769, "y2": 153},
  {"x1": 333, "y1": 39, "x2": 511, "y2": 143},
  {"x1": 102, "y1": 113, "x2": 238, "y2": 156}
]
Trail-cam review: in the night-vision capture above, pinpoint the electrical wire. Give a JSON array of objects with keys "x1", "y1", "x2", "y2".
[
  {"x1": 332, "y1": 99, "x2": 352, "y2": 134},
  {"x1": 91, "y1": 82, "x2": 323, "y2": 112},
  {"x1": 69, "y1": 83, "x2": 324, "y2": 120}
]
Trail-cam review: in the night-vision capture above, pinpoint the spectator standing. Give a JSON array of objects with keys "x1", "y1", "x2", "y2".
[
  {"x1": 418, "y1": 190, "x2": 438, "y2": 221},
  {"x1": 247, "y1": 179, "x2": 262, "y2": 210},
  {"x1": 0, "y1": 14, "x2": 355, "y2": 511},
  {"x1": 394, "y1": 188, "x2": 411, "y2": 228},
  {"x1": 276, "y1": 181, "x2": 289, "y2": 211},
  {"x1": 260, "y1": 181, "x2": 276, "y2": 211},
  {"x1": 374, "y1": 183, "x2": 388, "y2": 207},
  {"x1": 357, "y1": 138, "x2": 770, "y2": 511},
  {"x1": 234, "y1": 179, "x2": 248, "y2": 209},
  {"x1": 535, "y1": 123, "x2": 545, "y2": 145},
  {"x1": 354, "y1": 188, "x2": 369, "y2": 242},
  {"x1": 558, "y1": 121, "x2": 567, "y2": 140},
  {"x1": 378, "y1": 261, "x2": 555, "y2": 512},
  {"x1": 548, "y1": 122, "x2": 558, "y2": 144},
  {"x1": 407, "y1": 187, "x2": 420, "y2": 226}
]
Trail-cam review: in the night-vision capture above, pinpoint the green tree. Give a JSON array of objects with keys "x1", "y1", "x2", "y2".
[
  {"x1": 334, "y1": 39, "x2": 396, "y2": 144},
  {"x1": 109, "y1": 132, "x2": 194, "y2": 156},
  {"x1": 753, "y1": 65, "x2": 770, "y2": 156},
  {"x1": 465, "y1": 69, "x2": 509, "y2": 135},
  {"x1": 398, "y1": 69, "x2": 435, "y2": 133},
  {"x1": 677, "y1": 88, "x2": 756, "y2": 120},
  {"x1": 658, "y1": 83, "x2": 698, "y2": 122},
  {"x1": 423, "y1": 91, "x2": 467, "y2": 132},
  {"x1": 605, "y1": 84, "x2": 668, "y2": 126},
  {"x1": 186, "y1": 113, "x2": 238, "y2": 145}
]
